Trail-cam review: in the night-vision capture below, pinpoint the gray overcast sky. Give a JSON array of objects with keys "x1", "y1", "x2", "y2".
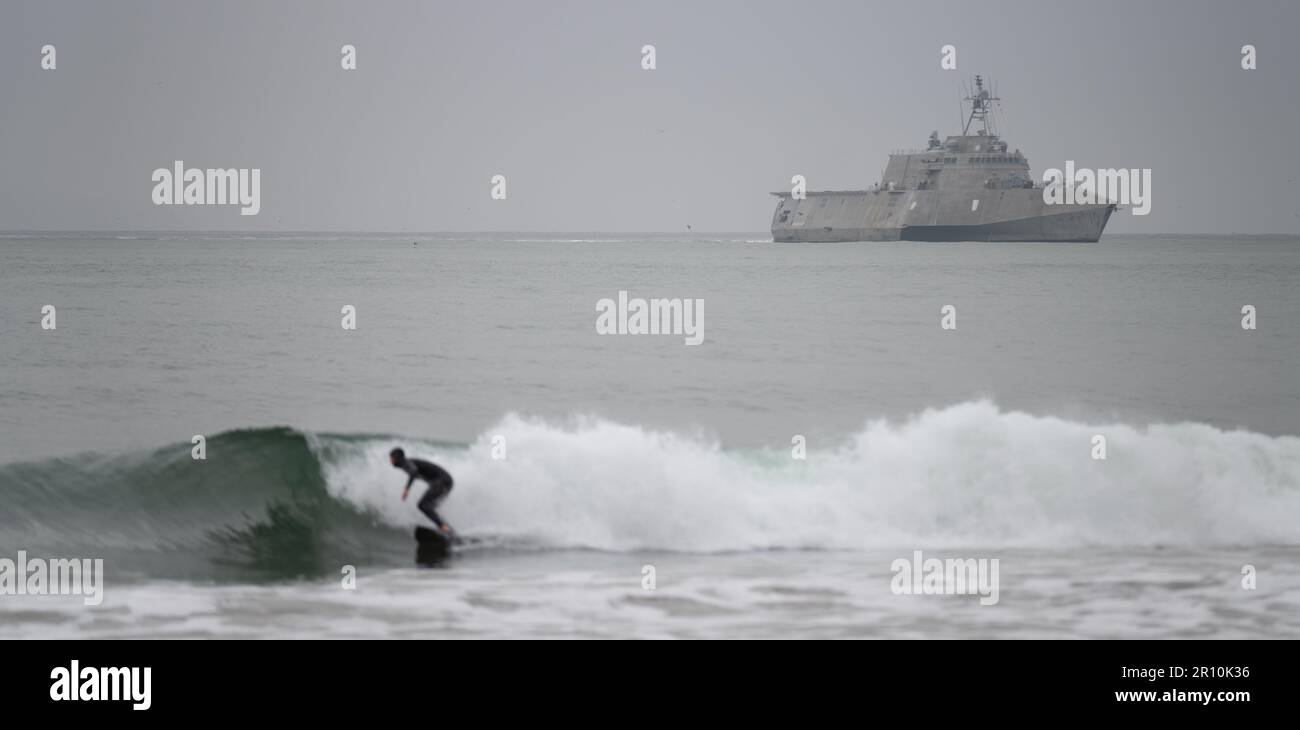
[{"x1": 2, "y1": 0, "x2": 1298, "y2": 234}]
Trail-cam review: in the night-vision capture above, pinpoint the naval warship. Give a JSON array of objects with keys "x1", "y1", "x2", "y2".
[{"x1": 770, "y1": 77, "x2": 1116, "y2": 242}]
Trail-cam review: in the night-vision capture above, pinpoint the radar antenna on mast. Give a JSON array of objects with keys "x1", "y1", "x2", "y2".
[{"x1": 961, "y1": 75, "x2": 1001, "y2": 136}]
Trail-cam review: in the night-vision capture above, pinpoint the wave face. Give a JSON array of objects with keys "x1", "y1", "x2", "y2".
[
  {"x1": 0, "y1": 428, "x2": 410, "y2": 582},
  {"x1": 3, "y1": 402, "x2": 1300, "y2": 581}
]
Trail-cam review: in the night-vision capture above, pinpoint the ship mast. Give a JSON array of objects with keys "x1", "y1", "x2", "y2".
[{"x1": 961, "y1": 75, "x2": 1000, "y2": 136}]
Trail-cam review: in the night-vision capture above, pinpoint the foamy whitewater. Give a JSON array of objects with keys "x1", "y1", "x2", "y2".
[
  {"x1": 3, "y1": 234, "x2": 1300, "y2": 638},
  {"x1": 330, "y1": 404, "x2": 1300, "y2": 552}
]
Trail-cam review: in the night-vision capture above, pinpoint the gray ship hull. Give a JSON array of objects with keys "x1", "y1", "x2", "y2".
[{"x1": 771, "y1": 189, "x2": 1115, "y2": 243}]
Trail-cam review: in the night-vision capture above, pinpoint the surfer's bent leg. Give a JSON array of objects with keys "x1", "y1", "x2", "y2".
[{"x1": 417, "y1": 477, "x2": 453, "y2": 528}]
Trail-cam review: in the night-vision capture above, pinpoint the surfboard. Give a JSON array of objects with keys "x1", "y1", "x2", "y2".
[
  {"x1": 414, "y1": 525, "x2": 456, "y2": 564},
  {"x1": 414, "y1": 525, "x2": 454, "y2": 545}
]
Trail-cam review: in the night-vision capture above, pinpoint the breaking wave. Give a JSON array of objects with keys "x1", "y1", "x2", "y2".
[{"x1": 3, "y1": 401, "x2": 1299, "y2": 581}]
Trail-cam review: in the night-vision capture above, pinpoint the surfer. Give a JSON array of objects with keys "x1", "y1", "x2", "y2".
[{"x1": 389, "y1": 448, "x2": 454, "y2": 536}]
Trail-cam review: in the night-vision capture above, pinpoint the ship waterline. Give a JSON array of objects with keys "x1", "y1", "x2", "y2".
[{"x1": 771, "y1": 189, "x2": 1116, "y2": 243}]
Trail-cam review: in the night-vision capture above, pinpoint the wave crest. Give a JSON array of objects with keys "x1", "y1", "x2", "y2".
[{"x1": 4, "y1": 402, "x2": 1299, "y2": 582}]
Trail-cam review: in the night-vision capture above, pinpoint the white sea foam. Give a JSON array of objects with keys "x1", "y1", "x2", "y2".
[{"x1": 317, "y1": 401, "x2": 1300, "y2": 552}]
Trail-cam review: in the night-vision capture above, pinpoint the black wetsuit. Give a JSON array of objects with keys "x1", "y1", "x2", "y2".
[{"x1": 400, "y1": 458, "x2": 454, "y2": 528}]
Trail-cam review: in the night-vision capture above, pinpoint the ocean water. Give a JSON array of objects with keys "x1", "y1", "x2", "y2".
[{"x1": 2, "y1": 233, "x2": 1299, "y2": 638}]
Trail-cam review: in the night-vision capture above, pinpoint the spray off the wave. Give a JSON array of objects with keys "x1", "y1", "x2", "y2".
[{"x1": 325, "y1": 401, "x2": 1300, "y2": 552}]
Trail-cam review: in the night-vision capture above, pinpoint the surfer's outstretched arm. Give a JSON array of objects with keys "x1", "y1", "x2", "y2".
[{"x1": 391, "y1": 448, "x2": 420, "y2": 501}]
